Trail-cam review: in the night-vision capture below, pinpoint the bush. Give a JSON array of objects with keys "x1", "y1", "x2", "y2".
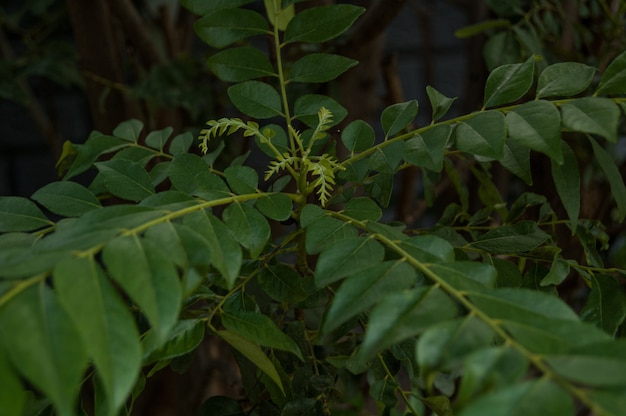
[{"x1": 2, "y1": 1, "x2": 626, "y2": 415}]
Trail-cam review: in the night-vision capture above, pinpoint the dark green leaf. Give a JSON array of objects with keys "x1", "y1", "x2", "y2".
[
  {"x1": 303, "y1": 205, "x2": 358, "y2": 254},
  {"x1": 289, "y1": 53, "x2": 357, "y2": 83},
  {"x1": 143, "y1": 320, "x2": 206, "y2": 364},
  {"x1": 400, "y1": 235, "x2": 455, "y2": 263},
  {"x1": 258, "y1": 263, "x2": 307, "y2": 303},
  {"x1": 283, "y1": 5, "x2": 365, "y2": 44},
  {"x1": 551, "y1": 141, "x2": 580, "y2": 230},
  {"x1": 169, "y1": 132, "x2": 194, "y2": 155},
  {"x1": 224, "y1": 165, "x2": 258, "y2": 194},
  {"x1": 589, "y1": 137, "x2": 626, "y2": 221},
  {"x1": 471, "y1": 222, "x2": 550, "y2": 254},
  {"x1": 342, "y1": 197, "x2": 382, "y2": 222},
  {"x1": 0, "y1": 284, "x2": 88, "y2": 416},
  {"x1": 256, "y1": 124, "x2": 290, "y2": 157},
  {"x1": 455, "y1": 111, "x2": 505, "y2": 159},
  {"x1": 537, "y1": 62, "x2": 595, "y2": 98},
  {"x1": 294, "y1": 94, "x2": 347, "y2": 127},
  {"x1": 256, "y1": 193, "x2": 292, "y2": 221},
  {"x1": 63, "y1": 133, "x2": 130, "y2": 179},
  {"x1": 483, "y1": 31, "x2": 521, "y2": 71},
  {"x1": 208, "y1": 47, "x2": 275, "y2": 82},
  {"x1": 561, "y1": 97, "x2": 620, "y2": 143},
  {"x1": 501, "y1": 137, "x2": 532, "y2": 184},
  {"x1": 429, "y1": 262, "x2": 497, "y2": 290},
  {"x1": 139, "y1": 190, "x2": 199, "y2": 211},
  {"x1": 404, "y1": 124, "x2": 451, "y2": 171},
  {"x1": 223, "y1": 203, "x2": 270, "y2": 258},
  {"x1": 145, "y1": 126, "x2": 173, "y2": 151},
  {"x1": 95, "y1": 159, "x2": 155, "y2": 202},
  {"x1": 31, "y1": 181, "x2": 102, "y2": 217},
  {"x1": 0, "y1": 348, "x2": 26, "y2": 416},
  {"x1": 580, "y1": 275, "x2": 626, "y2": 336},
  {"x1": 483, "y1": 56, "x2": 534, "y2": 108},
  {"x1": 364, "y1": 172, "x2": 394, "y2": 207},
  {"x1": 322, "y1": 261, "x2": 416, "y2": 333},
  {"x1": 596, "y1": 50, "x2": 626, "y2": 95},
  {"x1": 368, "y1": 141, "x2": 404, "y2": 173},
  {"x1": 170, "y1": 153, "x2": 231, "y2": 200},
  {"x1": 381, "y1": 100, "x2": 418, "y2": 138},
  {"x1": 113, "y1": 119, "x2": 143, "y2": 143},
  {"x1": 454, "y1": 19, "x2": 510, "y2": 38},
  {"x1": 506, "y1": 100, "x2": 562, "y2": 163},
  {"x1": 315, "y1": 237, "x2": 385, "y2": 287},
  {"x1": 341, "y1": 119, "x2": 375, "y2": 153},
  {"x1": 0, "y1": 196, "x2": 51, "y2": 232},
  {"x1": 181, "y1": 0, "x2": 254, "y2": 15},
  {"x1": 228, "y1": 81, "x2": 283, "y2": 119},
  {"x1": 426, "y1": 86, "x2": 457, "y2": 122},
  {"x1": 194, "y1": 9, "x2": 269, "y2": 48}
]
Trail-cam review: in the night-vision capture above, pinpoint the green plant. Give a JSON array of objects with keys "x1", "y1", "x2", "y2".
[{"x1": 2, "y1": 1, "x2": 626, "y2": 415}]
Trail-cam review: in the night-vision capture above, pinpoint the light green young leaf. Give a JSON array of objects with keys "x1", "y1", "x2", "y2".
[
  {"x1": 207, "y1": 47, "x2": 276, "y2": 82},
  {"x1": 95, "y1": 159, "x2": 155, "y2": 202},
  {"x1": 145, "y1": 126, "x2": 173, "y2": 151},
  {"x1": 505, "y1": 100, "x2": 562, "y2": 163},
  {"x1": 32, "y1": 181, "x2": 102, "y2": 217},
  {"x1": 426, "y1": 86, "x2": 457, "y2": 122},
  {"x1": 221, "y1": 310, "x2": 303, "y2": 361},
  {"x1": 264, "y1": 0, "x2": 294, "y2": 30},
  {"x1": 404, "y1": 124, "x2": 451, "y2": 172},
  {"x1": 0, "y1": 196, "x2": 51, "y2": 232},
  {"x1": 341, "y1": 119, "x2": 375, "y2": 153},
  {"x1": 227, "y1": 81, "x2": 283, "y2": 119},
  {"x1": 561, "y1": 97, "x2": 620, "y2": 143},
  {"x1": 223, "y1": 203, "x2": 270, "y2": 259},
  {"x1": 103, "y1": 235, "x2": 182, "y2": 344},
  {"x1": 536, "y1": 62, "x2": 596, "y2": 98},
  {"x1": 455, "y1": 111, "x2": 505, "y2": 159},
  {"x1": 112, "y1": 119, "x2": 143, "y2": 143},
  {"x1": 169, "y1": 153, "x2": 231, "y2": 200},
  {"x1": 580, "y1": 275, "x2": 626, "y2": 336},
  {"x1": 483, "y1": 56, "x2": 534, "y2": 108},
  {"x1": 589, "y1": 137, "x2": 626, "y2": 222},
  {"x1": 360, "y1": 286, "x2": 457, "y2": 361},
  {"x1": 381, "y1": 100, "x2": 418, "y2": 138},
  {"x1": 217, "y1": 330, "x2": 285, "y2": 394},
  {"x1": 550, "y1": 142, "x2": 580, "y2": 231},
  {"x1": 457, "y1": 379, "x2": 573, "y2": 416},
  {"x1": 596, "y1": 50, "x2": 626, "y2": 95},
  {"x1": 194, "y1": 8, "x2": 269, "y2": 48},
  {"x1": 288, "y1": 53, "x2": 357, "y2": 83},
  {"x1": 315, "y1": 236, "x2": 385, "y2": 287},
  {"x1": 470, "y1": 221, "x2": 550, "y2": 254},
  {"x1": 322, "y1": 261, "x2": 416, "y2": 333},
  {"x1": 0, "y1": 284, "x2": 88, "y2": 416},
  {"x1": 294, "y1": 94, "x2": 347, "y2": 127},
  {"x1": 54, "y1": 257, "x2": 142, "y2": 416},
  {"x1": 181, "y1": 0, "x2": 255, "y2": 15},
  {"x1": 283, "y1": 4, "x2": 365, "y2": 44}
]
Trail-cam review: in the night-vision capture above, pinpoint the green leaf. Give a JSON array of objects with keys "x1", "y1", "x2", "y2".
[
  {"x1": 181, "y1": 0, "x2": 254, "y2": 15},
  {"x1": 112, "y1": 119, "x2": 143, "y2": 143},
  {"x1": 368, "y1": 141, "x2": 404, "y2": 173},
  {"x1": 457, "y1": 379, "x2": 573, "y2": 416},
  {"x1": 429, "y1": 262, "x2": 497, "y2": 291},
  {"x1": 580, "y1": 275, "x2": 626, "y2": 336},
  {"x1": 342, "y1": 197, "x2": 382, "y2": 222},
  {"x1": 227, "y1": 81, "x2": 283, "y2": 119},
  {"x1": 596, "y1": 50, "x2": 626, "y2": 95},
  {"x1": 217, "y1": 330, "x2": 285, "y2": 394},
  {"x1": 483, "y1": 56, "x2": 534, "y2": 108},
  {"x1": 63, "y1": 133, "x2": 130, "y2": 179},
  {"x1": 361, "y1": 287, "x2": 457, "y2": 360},
  {"x1": 561, "y1": 97, "x2": 620, "y2": 142},
  {"x1": 145, "y1": 126, "x2": 173, "y2": 151},
  {"x1": 224, "y1": 165, "x2": 258, "y2": 194},
  {"x1": 550, "y1": 142, "x2": 580, "y2": 231},
  {"x1": 303, "y1": 206, "x2": 358, "y2": 254},
  {"x1": 322, "y1": 261, "x2": 416, "y2": 333},
  {"x1": 404, "y1": 124, "x2": 451, "y2": 172},
  {"x1": 264, "y1": 0, "x2": 294, "y2": 31},
  {"x1": 170, "y1": 153, "x2": 231, "y2": 200},
  {"x1": 256, "y1": 193, "x2": 292, "y2": 221},
  {"x1": 169, "y1": 132, "x2": 193, "y2": 155},
  {"x1": 194, "y1": 8, "x2": 269, "y2": 48},
  {"x1": 0, "y1": 196, "x2": 51, "y2": 232},
  {"x1": 454, "y1": 18, "x2": 510, "y2": 38},
  {"x1": 95, "y1": 159, "x2": 155, "y2": 202},
  {"x1": 222, "y1": 310, "x2": 303, "y2": 361},
  {"x1": 208, "y1": 46, "x2": 275, "y2": 82},
  {"x1": 184, "y1": 211, "x2": 242, "y2": 289},
  {"x1": 54, "y1": 257, "x2": 142, "y2": 415},
  {"x1": 400, "y1": 235, "x2": 455, "y2": 263},
  {"x1": 505, "y1": 100, "x2": 562, "y2": 163},
  {"x1": 416, "y1": 316, "x2": 493, "y2": 373},
  {"x1": 381, "y1": 100, "x2": 418, "y2": 138},
  {"x1": 0, "y1": 284, "x2": 88, "y2": 416},
  {"x1": 283, "y1": 4, "x2": 365, "y2": 44},
  {"x1": 0, "y1": 348, "x2": 26, "y2": 416},
  {"x1": 470, "y1": 221, "x2": 551, "y2": 254},
  {"x1": 294, "y1": 94, "x2": 347, "y2": 127},
  {"x1": 536, "y1": 62, "x2": 596, "y2": 98},
  {"x1": 483, "y1": 31, "x2": 521, "y2": 71},
  {"x1": 426, "y1": 86, "x2": 457, "y2": 122},
  {"x1": 288, "y1": 53, "x2": 357, "y2": 83},
  {"x1": 341, "y1": 119, "x2": 375, "y2": 153},
  {"x1": 455, "y1": 111, "x2": 505, "y2": 159},
  {"x1": 256, "y1": 124, "x2": 290, "y2": 157},
  {"x1": 315, "y1": 237, "x2": 385, "y2": 287},
  {"x1": 364, "y1": 172, "x2": 394, "y2": 207},
  {"x1": 143, "y1": 319, "x2": 206, "y2": 364},
  {"x1": 501, "y1": 137, "x2": 532, "y2": 184},
  {"x1": 223, "y1": 203, "x2": 270, "y2": 259},
  {"x1": 589, "y1": 137, "x2": 626, "y2": 221},
  {"x1": 540, "y1": 257, "x2": 570, "y2": 287},
  {"x1": 31, "y1": 181, "x2": 102, "y2": 217},
  {"x1": 258, "y1": 263, "x2": 307, "y2": 303}
]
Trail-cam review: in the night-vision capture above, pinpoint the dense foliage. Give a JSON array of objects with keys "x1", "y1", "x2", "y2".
[{"x1": 2, "y1": 1, "x2": 626, "y2": 415}]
